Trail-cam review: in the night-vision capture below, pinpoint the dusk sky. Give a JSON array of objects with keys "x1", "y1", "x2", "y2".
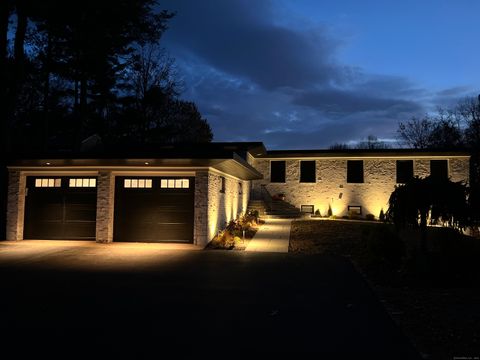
[{"x1": 161, "y1": 0, "x2": 480, "y2": 149}]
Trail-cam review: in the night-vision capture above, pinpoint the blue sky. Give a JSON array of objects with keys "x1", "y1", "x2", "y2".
[{"x1": 161, "y1": 0, "x2": 480, "y2": 149}]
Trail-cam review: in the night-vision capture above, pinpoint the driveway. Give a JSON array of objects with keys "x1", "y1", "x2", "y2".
[{"x1": 0, "y1": 241, "x2": 420, "y2": 358}]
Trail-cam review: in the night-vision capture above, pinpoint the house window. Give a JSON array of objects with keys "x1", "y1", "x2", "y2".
[
  {"x1": 220, "y1": 177, "x2": 226, "y2": 193},
  {"x1": 124, "y1": 178, "x2": 153, "y2": 188},
  {"x1": 270, "y1": 161, "x2": 286, "y2": 183},
  {"x1": 300, "y1": 161, "x2": 316, "y2": 183},
  {"x1": 160, "y1": 178, "x2": 189, "y2": 189},
  {"x1": 301, "y1": 205, "x2": 314, "y2": 214},
  {"x1": 348, "y1": 205, "x2": 362, "y2": 215},
  {"x1": 69, "y1": 178, "x2": 97, "y2": 187},
  {"x1": 347, "y1": 160, "x2": 364, "y2": 183},
  {"x1": 34, "y1": 178, "x2": 61, "y2": 188},
  {"x1": 239, "y1": 182, "x2": 243, "y2": 195},
  {"x1": 396, "y1": 160, "x2": 414, "y2": 183},
  {"x1": 430, "y1": 160, "x2": 448, "y2": 179}
]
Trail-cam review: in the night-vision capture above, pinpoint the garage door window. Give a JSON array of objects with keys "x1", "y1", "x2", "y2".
[
  {"x1": 160, "y1": 178, "x2": 190, "y2": 189},
  {"x1": 35, "y1": 178, "x2": 61, "y2": 187},
  {"x1": 69, "y1": 178, "x2": 97, "y2": 187},
  {"x1": 124, "y1": 178, "x2": 153, "y2": 188}
]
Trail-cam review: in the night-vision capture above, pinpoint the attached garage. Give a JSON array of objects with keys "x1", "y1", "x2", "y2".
[
  {"x1": 24, "y1": 176, "x2": 97, "y2": 240},
  {"x1": 7, "y1": 143, "x2": 264, "y2": 245},
  {"x1": 114, "y1": 176, "x2": 195, "y2": 243}
]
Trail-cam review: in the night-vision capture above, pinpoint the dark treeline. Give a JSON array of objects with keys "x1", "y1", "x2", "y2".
[{"x1": 1, "y1": 0, "x2": 212, "y2": 156}]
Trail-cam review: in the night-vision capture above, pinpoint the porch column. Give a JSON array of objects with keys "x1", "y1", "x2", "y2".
[
  {"x1": 193, "y1": 170, "x2": 209, "y2": 247},
  {"x1": 96, "y1": 171, "x2": 115, "y2": 243},
  {"x1": 6, "y1": 170, "x2": 26, "y2": 241}
]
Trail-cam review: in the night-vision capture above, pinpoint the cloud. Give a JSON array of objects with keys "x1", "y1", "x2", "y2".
[
  {"x1": 160, "y1": 0, "x2": 471, "y2": 149},
  {"x1": 163, "y1": 0, "x2": 343, "y2": 90},
  {"x1": 292, "y1": 88, "x2": 422, "y2": 115}
]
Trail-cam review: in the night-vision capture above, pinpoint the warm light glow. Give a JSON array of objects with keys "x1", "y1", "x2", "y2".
[
  {"x1": 160, "y1": 178, "x2": 190, "y2": 188},
  {"x1": 124, "y1": 178, "x2": 152, "y2": 188},
  {"x1": 35, "y1": 178, "x2": 61, "y2": 188},
  {"x1": 69, "y1": 178, "x2": 96, "y2": 187}
]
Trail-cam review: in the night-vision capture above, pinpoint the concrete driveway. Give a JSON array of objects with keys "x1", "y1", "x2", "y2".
[{"x1": 0, "y1": 241, "x2": 420, "y2": 358}]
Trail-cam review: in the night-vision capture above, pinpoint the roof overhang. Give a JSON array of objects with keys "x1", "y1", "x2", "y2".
[
  {"x1": 260, "y1": 148, "x2": 471, "y2": 159},
  {"x1": 8, "y1": 156, "x2": 263, "y2": 181}
]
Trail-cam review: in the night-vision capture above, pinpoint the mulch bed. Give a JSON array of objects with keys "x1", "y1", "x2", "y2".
[
  {"x1": 204, "y1": 221, "x2": 264, "y2": 251},
  {"x1": 289, "y1": 219, "x2": 480, "y2": 360}
]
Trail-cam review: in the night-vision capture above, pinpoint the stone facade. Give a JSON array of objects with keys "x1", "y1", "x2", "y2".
[
  {"x1": 95, "y1": 171, "x2": 115, "y2": 243},
  {"x1": 194, "y1": 170, "x2": 209, "y2": 246},
  {"x1": 5, "y1": 148, "x2": 470, "y2": 244},
  {"x1": 252, "y1": 156, "x2": 470, "y2": 218},
  {"x1": 6, "y1": 170, "x2": 26, "y2": 241},
  {"x1": 206, "y1": 171, "x2": 250, "y2": 244}
]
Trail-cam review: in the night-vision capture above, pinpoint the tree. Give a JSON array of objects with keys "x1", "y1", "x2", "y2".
[
  {"x1": 3, "y1": 0, "x2": 177, "y2": 153},
  {"x1": 397, "y1": 116, "x2": 433, "y2": 149},
  {"x1": 356, "y1": 135, "x2": 390, "y2": 149},
  {"x1": 329, "y1": 142, "x2": 350, "y2": 150},
  {"x1": 386, "y1": 176, "x2": 470, "y2": 252}
]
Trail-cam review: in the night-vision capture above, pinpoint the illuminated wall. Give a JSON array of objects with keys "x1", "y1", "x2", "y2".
[
  {"x1": 205, "y1": 171, "x2": 250, "y2": 243},
  {"x1": 251, "y1": 156, "x2": 470, "y2": 218},
  {"x1": 6, "y1": 170, "x2": 26, "y2": 241}
]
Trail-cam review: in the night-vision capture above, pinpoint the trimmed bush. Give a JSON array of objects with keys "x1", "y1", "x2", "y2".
[{"x1": 365, "y1": 214, "x2": 375, "y2": 221}]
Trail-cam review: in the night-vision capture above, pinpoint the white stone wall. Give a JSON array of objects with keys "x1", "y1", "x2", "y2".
[
  {"x1": 6, "y1": 170, "x2": 26, "y2": 240},
  {"x1": 205, "y1": 171, "x2": 250, "y2": 244},
  {"x1": 252, "y1": 157, "x2": 470, "y2": 218}
]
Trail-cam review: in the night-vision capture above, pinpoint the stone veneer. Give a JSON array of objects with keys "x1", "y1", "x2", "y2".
[
  {"x1": 252, "y1": 157, "x2": 470, "y2": 218},
  {"x1": 194, "y1": 170, "x2": 250, "y2": 246},
  {"x1": 95, "y1": 171, "x2": 115, "y2": 243},
  {"x1": 6, "y1": 170, "x2": 26, "y2": 241}
]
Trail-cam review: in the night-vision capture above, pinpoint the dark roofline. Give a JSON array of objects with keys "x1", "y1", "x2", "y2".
[
  {"x1": 5, "y1": 142, "x2": 267, "y2": 161},
  {"x1": 260, "y1": 148, "x2": 471, "y2": 158}
]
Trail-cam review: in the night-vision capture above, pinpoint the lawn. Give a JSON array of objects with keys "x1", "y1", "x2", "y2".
[{"x1": 289, "y1": 219, "x2": 480, "y2": 360}]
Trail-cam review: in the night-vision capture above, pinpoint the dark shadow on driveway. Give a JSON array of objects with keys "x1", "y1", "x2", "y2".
[{"x1": 0, "y1": 251, "x2": 420, "y2": 358}]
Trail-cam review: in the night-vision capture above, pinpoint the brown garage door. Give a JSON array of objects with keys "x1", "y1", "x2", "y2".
[
  {"x1": 114, "y1": 176, "x2": 195, "y2": 243},
  {"x1": 24, "y1": 176, "x2": 97, "y2": 240}
]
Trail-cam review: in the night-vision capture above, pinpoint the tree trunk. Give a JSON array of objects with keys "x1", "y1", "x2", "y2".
[
  {"x1": 5, "y1": 3, "x2": 28, "y2": 154},
  {"x1": 0, "y1": 1, "x2": 12, "y2": 155},
  {"x1": 75, "y1": 73, "x2": 88, "y2": 150},
  {"x1": 42, "y1": 34, "x2": 52, "y2": 151}
]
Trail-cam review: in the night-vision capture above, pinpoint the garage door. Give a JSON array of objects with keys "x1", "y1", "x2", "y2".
[
  {"x1": 114, "y1": 176, "x2": 194, "y2": 243},
  {"x1": 24, "y1": 176, "x2": 97, "y2": 240}
]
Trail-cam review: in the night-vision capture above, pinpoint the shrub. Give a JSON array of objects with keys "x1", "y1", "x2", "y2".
[
  {"x1": 327, "y1": 205, "x2": 333, "y2": 217},
  {"x1": 314, "y1": 209, "x2": 321, "y2": 216},
  {"x1": 379, "y1": 208, "x2": 385, "y2": 222},
  {"x1": 210, "y1": 230, "x2": 235, "y2": 249},
  {"x1": 365, "y1": 214, "x2": 375, "y2": 221}
]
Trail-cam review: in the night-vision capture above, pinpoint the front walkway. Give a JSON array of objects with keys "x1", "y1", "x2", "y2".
[{"x1": 245, "y1": 218, "x2": 292, "y2": 253}]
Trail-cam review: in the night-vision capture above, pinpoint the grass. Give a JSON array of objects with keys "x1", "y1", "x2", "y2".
[{"x1": 289, "y1": 219, "x2": 480, "y2": 360}]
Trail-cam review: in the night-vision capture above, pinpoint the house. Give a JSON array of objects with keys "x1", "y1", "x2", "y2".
[{"x1": 6, "y1": 143, "x2": 470, "y2": 246}]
